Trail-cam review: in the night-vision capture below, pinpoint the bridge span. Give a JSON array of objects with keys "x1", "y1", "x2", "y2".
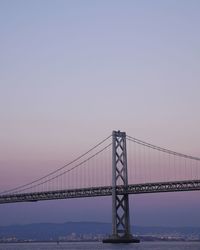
[
  {"x1": 1, "y1": 179, "x2": 200, "y2": 204},
  {"x1": 1, "y1": 130, "x2": 200, "y2": 243}
]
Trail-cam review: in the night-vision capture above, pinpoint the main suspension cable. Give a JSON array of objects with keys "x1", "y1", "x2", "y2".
[
  {"x1": 127, "y1": 135, "x2": 200, "y2": 161},
  {"x1": 9, "y1": 143, "x2": 112, "y2": 194},
  {"x1": 0, "y1": 134, "x2": 111, "y2": 195}
]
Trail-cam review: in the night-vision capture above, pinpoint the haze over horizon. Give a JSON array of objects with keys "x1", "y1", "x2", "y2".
[{"x1": 0, "y1": 0, "x2": 200, "y2": 227}]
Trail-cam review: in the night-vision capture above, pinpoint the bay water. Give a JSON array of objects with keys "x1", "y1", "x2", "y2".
[{"x1": 0, "y1": 242, "x2": 200, "y2": 250}]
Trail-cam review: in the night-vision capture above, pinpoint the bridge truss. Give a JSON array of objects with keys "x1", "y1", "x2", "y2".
[{"x1": 1, "y1": 179, "x2": 200, "y2": 204}]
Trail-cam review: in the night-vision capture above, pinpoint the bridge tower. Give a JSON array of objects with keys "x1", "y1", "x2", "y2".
[{"x1": 103, "y1": 130, "x2": 139, "y2": 243}]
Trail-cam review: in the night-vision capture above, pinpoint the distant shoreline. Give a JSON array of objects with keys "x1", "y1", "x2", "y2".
[
  {"x1": 1, "y1": 222, "x2": 200, "y2": 243},
  {"x1": 1, "y1": 239, "x2": 200, "y2": 244}
]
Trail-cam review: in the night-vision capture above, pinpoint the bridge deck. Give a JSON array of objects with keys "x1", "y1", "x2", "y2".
[{"x1": 0, "y1": 180, "x2": 200, "y2": 204}]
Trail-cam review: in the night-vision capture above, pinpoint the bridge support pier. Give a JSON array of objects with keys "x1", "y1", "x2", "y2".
[{"x1": 103, "y1": 131, "x2": 140, "y2": 243}]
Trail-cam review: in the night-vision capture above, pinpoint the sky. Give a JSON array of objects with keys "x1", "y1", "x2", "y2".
[{"x1": 0, "y1": 0, "x2": 200, "y2": 227}]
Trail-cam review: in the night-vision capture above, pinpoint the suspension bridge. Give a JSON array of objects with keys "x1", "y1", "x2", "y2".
[{"x1": 1, "y1": 130, "x2": 200, "y2": 243}]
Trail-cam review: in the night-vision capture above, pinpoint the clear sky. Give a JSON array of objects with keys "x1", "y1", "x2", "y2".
[{"x1": 0, "y1": 0, "x2": 200, "y2": 226}]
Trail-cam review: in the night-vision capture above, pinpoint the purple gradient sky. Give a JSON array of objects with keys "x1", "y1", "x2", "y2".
[{"x1": 0, "y1": 0, "x2": 200, "y2": 226}]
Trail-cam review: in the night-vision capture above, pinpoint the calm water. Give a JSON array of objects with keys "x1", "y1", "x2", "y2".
[{"x1": 0, "y1": 242, "x2": 200, "y2": 250}]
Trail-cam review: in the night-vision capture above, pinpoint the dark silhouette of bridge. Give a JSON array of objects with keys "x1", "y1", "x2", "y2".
[{"x1": 1, "y1": 131, "x2": 200, "y2": 243}]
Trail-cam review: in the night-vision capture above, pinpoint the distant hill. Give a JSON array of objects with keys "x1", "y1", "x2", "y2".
[
  {"x1": 0, "y1": 222, "x2": 200, "y2": 240},
  {"x1": 0, "y1": 222, "x2": 111, "y2": 240}
]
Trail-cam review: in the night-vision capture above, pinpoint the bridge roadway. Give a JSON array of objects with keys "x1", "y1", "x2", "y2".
[{"x1": 1, "y1": 179, "x2": 200, "y2": 204}]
